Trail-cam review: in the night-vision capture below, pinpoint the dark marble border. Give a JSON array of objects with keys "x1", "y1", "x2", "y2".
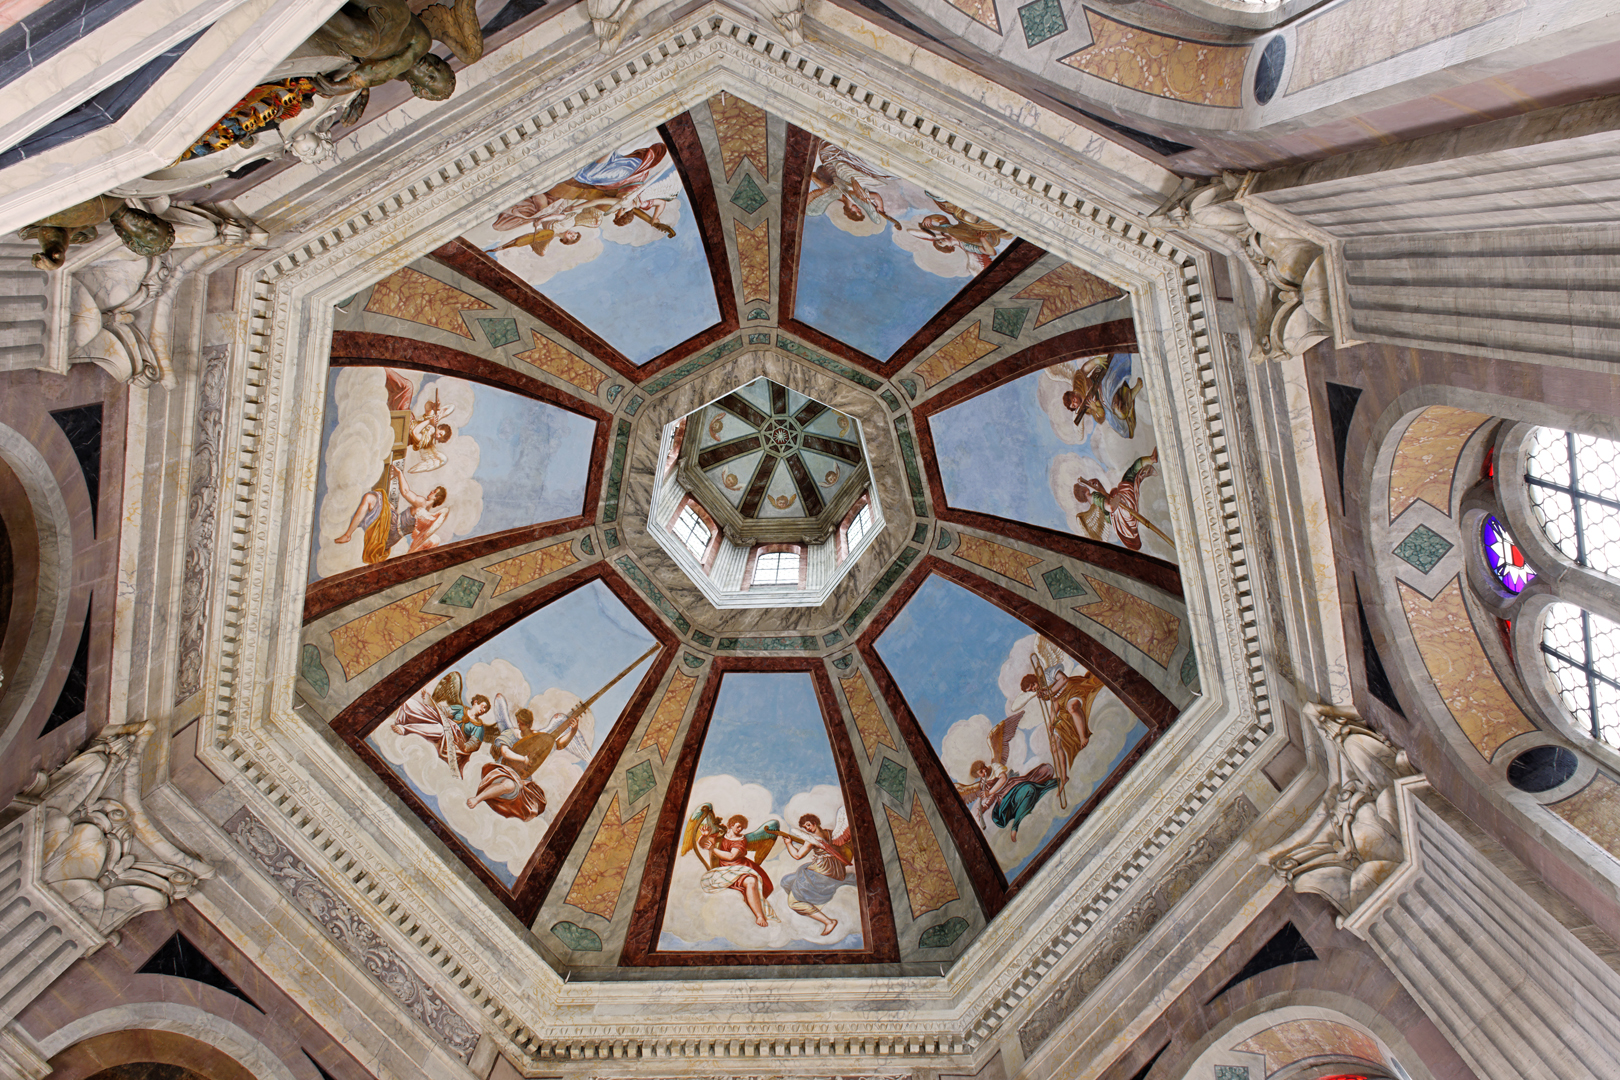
[
  {"x1": 620, "y1": 655, "x2": 901, "y2": 967},
  {"x1": 908, "y1": 319, "x2": 1184, "y2": 599},
  {"x1": 854, "y1": 557, "x2": 1178, "y2": 911},
  {"x1": 326, "y1": 563, "x2": 679, "y2": 920}
]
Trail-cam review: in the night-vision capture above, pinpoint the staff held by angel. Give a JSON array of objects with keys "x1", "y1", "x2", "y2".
[
  {"x1": 958, "y1": 639, "x2": 1105, "y2": 840},
  {"x1": 806, "y1": 140, "x2": 902, "y2": 230},
  {"x1": 909, "y1": 195, "x2": 1014, "y2": 274},
  {"x1": 1073, "y1": 448, "x2": 1175, "y2": 554},
  {"x1": 1054, "y1": 354, "x2": 1144, "y2": 440}
]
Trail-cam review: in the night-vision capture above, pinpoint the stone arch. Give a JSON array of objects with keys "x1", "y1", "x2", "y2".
[
  {"x1": 1174, "y1": 999, "x2": 1414, "y2": 1080},
  {"x1": 36, "y1": 1004, "x2": 302, "y2": 1080}
]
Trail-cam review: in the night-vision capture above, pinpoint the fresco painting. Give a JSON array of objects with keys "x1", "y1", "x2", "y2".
[
  {"x1": 366, "y1": 580, "x2": 659, "y2": 886},
  {"x1": 876, "y1": 575, "x2": 1147, "y2": 880},
  {"x1": 659, "y1": 672, "x2": 865, "y2": 952},
  {"x1": 930, "y1": 354, "x2": 1175, "y2": 563},
  {"x1": 461, "y1": 130, "x2": 721, "y2": 364},
  {"x1": 794, "y1": 137, "x2": 1013, "y2": 359},
  {"x1": 308, "y1": 365, "x2": 595, "y2": 582}
]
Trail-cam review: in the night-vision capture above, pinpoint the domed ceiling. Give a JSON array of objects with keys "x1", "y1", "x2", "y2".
[{"x1": 294, "y1": 92, "x2": 1195, "y2": 980}]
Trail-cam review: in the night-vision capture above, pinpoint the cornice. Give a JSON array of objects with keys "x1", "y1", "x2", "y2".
[{"x1": 180, "y1": 4, "x2": 1284, "y2": 1070}]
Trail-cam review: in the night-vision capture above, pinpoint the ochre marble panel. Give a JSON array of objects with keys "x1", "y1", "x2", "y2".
[
  {"x1": 563, "y1": 794, "x2": 649, "y2": 920},
  {"x1": 1012, "y1": 262, "x2": 1125, "y2": 328},
  {"x1": 1291, "y1": 0, "x2": 1525, "y2": 93},
  {"x1": 1235, "y1": 1018, "x2": 1385, "y2": 1074},
  {"x1": 363, "y1": 266, "x2": 491, "y2": 339},
  {"x1": 709, "y1": 92, "x2": 768, "y2": 180},
  {"x1": 916, "y1": 321, "x2": 998, "y2": 389},
  {"x1": 944, "y1": 0, "x2": 999, "y2": 32},
  {"x1": 638, "y1": 670, "x2": 698, "y2": 761},
  {"x1": 883, "y1": 794, "x2": 961, "y2": 919},
  {"x1": 1060, "y1": 10, "x2": 1248, "y2": 108},
  {"x1": 1550, "y1": 773, "x2": 1620, "y2": 863},
  {"x1": 1388, "y1": 405, "x2": 1491, "y2": 522},
  {"x1": 484, "y1": 540, "x2": 580, "y2": 597},
  {"x1": 328, "y1": 585, "x2": 451, "y2": 680},
  {"x1": 514, "y1": 330, "x2": 607, "y2": 393},
  {"x1": 736, "y1": 219, "x2": 771, "y2": 305},
  {"x1": 1399, "y1": 576, "x2": 1535, "y2": 760},
  {"x1": 1075, "y1": 576, "x2": 1179, "y2": 667},
  {"x1": 841, "y1": 670, "x2": 898, "y2": 762},
  {"x1": 954, "y1": 533, "x2": 1043, "y2": 587}
]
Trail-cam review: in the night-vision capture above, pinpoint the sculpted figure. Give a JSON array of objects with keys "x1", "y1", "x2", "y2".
[
  {"x1": 300, "y1": 0, "x2": 484, "y2": 100},
  {"x1": 18, "y1": 195, "x2": 174, "y2": 269}
]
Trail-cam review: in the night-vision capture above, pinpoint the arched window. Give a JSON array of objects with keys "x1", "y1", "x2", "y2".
[
  {"x1": 1467, "y1": 423, "x2": 1620, "y2": 755},
  {"x1": 672, "y1": 503, "x2": 711, "y2": 558},
  {"x1": 743, "y1": 544, "x2": 804, "y2": 589}
]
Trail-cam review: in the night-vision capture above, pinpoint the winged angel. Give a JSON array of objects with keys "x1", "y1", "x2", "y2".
[
  {"x1": 682, "y1": 803, "x2": 783, "y2": 928},
  {"x1": 957, "y1": 638, "x2": 1105, "y2": 841}
]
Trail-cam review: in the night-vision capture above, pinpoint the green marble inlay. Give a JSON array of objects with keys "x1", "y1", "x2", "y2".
[
  {"x1": 832, "y1": 654, "x2": 854, "y2": 670},
  {"x1": 894, "y1": 418, "x2": 929, "y2": 517},
  {"x1": 875, "y1": 758, "x2": 907, "y2": 804},
  {"x1": 615, "y1": 556, "x2": 691, "y2": 634},
  {"x1": 730, "y1": 172, "x2": 769, "y2": 214},
  {"x1": 551, "y1": 921, "x2": 602, "y2": 952},
  {"x1": 626, "y1": 760, "x2": 656, "y2": 804},
  {"x1": 775, "y1": 337, "x2": 883, "y2": 390},
  {"x1": 1214, "y1": 1068, "x2": 1249, "y2": 1080},
  {"x1": 881, "y1": 390, "x2": 902, "y2": 412},
  {"x1": 1042, "y1": 565, "x2": 1087, "y2": 599},
  {"x1": 438, "y1": 575, "x2": 485, "y2": 609},
  {"x1": 899, "y1": 378, "x2": 918, "y2": 399},
  {"x1": 912, "y1": 523, "x2": 929, "y2": 544},
  {"x1": 919, "y1": 916, "x2": 969, "y2": 950},
  {"x1": 335, "y1": 293, "x2": 358, "y2": 310},
  {"x1": 602, "y1": 419, "x2": 632, "y2": 523},
  {"x1": 604, "y1": 528, "x2": 620, "y2": 549},
  {"x1": 477, "y1": 317, "x2": 520, "y2": 348},
  {"x1": 1393, "y1": 523, "x2": 1453, "y2": 574},
  {"x1": 844, "y1": 546, "x2": 921, "y2": 635},
  {"x1": 579, "y1": 534, "x2": 595, "y2": 556},
  {"x1": 717, "y1": 635, "x2": 818, "y2": 651},
  {"x1": 625, "y1": 396, "x2": 644, "y2": 416},
  {"x1": 606, "y1": 384, "x2": 624, "y2": 404},
  {"x1": 691, "y1": 629, "x2": 714, "y2": 646},
  {"x1": 991, "y1": 305, "x2": 1030, "y2": 339},
  {"x1": 935, "y1": 528, "x2": 954, "y2": 550},
  {"x1": 1017, "y1": 0, "x2": 1066, "y2": 47},
  {"x1": 684, "y1": 652, "x2": 706, "y2": 667},
  {"x1": 823, "y1": 630, "x2": 843, "y2": 647},
  {"x1": 749, "y1": 308, "x2": 769, "y2": 320},
  {"x1": 300, "y1": 644, "x2": 330, "y2": 698},
  {"x1": 749, "y1": 332, "x2": 771, "y2": 344},
  {"x1": 641, "y1": 336, "x2": 743, "y2": 395},
  {"x1": 1180, "y1": 646, "x2": 1201, "y2": 692}
]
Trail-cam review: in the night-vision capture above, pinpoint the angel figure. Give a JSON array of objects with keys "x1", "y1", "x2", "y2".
[
  {"x1": 466, "y1": 700, "x2": 590, "y2": 820},
  {"x1": 1074, "y1": 448, "x2": 1173, "y2": 553},
  {"x1": 806, "y1": 140, "x2": 901, "y2": 230},
  {"x1": 300, "y1": 0, "x2": 484, "y2": 102},
  {"x1": 778, "y1": 810, "x2": 854, "y2": 937},
  {"x1": 492, "y1": 144, "x2": 680, "y2": 256},
  {"x1": 1021, "y1": 638, "x2": 1106, "y2": 810},
  {"x1": 1054, "y1": 354, "x2": 1144, "y2": 440},
  {"x1": 957, "y1": 711, "x2": 1060, "y2": 842},
  {"x1": 388, "y1": 672, "x2": 495, "y2": 777},
  {"x1": 911, "y1": 195, "x2": 1014, "y2": 273},
  {"x1": 383, "y1": 369, "x2": 456, "y2": 474},
  {"x1": 682, "y1": 803, "x2": 779, "y2": 928}
]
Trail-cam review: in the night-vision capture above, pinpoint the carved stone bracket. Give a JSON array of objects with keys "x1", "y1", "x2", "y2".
[
  {"x1": 13, "y1": 721, "x2": 214, "y2": 944},
  {"x1": 1153, "y1": 173, "x2": 1334, "y2": 364},
  {"x1": 1262, "y1": 702, "x2": 1418, "y2": 921}
]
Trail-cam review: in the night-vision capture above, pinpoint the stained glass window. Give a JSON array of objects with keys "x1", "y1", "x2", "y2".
[
  {"x1": 1482, "y1": 515, "x2": 1535, "y2": 593},
  {"x1": 1542, "y1": 602, "x2": 1620, "y2": 747},
  {"x1": 1527, "y1": 429, "x2": 1620, "y2": 578}
]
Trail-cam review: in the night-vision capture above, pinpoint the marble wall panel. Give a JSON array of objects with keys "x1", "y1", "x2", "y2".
[{"x1": 1388, "y1": 405, "x2": 1491, "y2": 522}]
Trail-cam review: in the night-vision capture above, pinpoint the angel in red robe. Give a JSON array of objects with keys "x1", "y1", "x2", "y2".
[{"x1": 682, "y1": 803, "x2": 778, "y2": 928}]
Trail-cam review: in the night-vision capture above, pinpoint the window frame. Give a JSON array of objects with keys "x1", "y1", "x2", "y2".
[
  {"x1": 835, "y1": 493, "x2": 874, "y2": 564},
  {"x1": 742, "y1": 542, "x2": 807, "y2": 590},
  {"x1": 667, "y1": 493, "x2": 722, "y2": 572}
]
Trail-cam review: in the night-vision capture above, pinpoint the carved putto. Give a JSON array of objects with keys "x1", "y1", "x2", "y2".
[
  {"x1": 16, "y1": 722, "x2": 213, "y2": 944},
  {"x1": 1264, "y1": 702, "x2": 1418, "y2": 919}
]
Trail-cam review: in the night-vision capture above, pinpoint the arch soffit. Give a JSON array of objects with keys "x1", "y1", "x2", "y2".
[
  {"x1": 1173, "y1": 997, "x2": 1425, "y2": 1080},
  {"x1": 36, "y1": 1003, "x2": 302, "y2": 1080},
  {"x1": 182, "y1": 3, "x2": 1278, "y2": 1059}
]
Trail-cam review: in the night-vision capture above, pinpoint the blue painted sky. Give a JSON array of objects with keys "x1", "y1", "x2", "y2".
[
  {"x1": 694, "y1": 672, "x2": 839, "y2": 797},
  {"x1": 469, "y1": 380, "x2": 595, "y2": 533},
  {"x1": 794, "y1": 212, "x2": 966, "y2": 359},
  {"x1": 931, "y1": 369, "x2": 1072, "y2": 532},
  {"x1": 874, "y1": 575, "x2": 1026, "y2": 745},
  {"x1": 538, "y1": 214, "x2": 719, "y2": 364}
]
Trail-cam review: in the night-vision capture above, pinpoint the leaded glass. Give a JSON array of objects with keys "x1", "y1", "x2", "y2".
[
  {"x1": 1482, "y1": 515, "x2": 1535, "y2": 593},
  {"x1": 1527, "y1": 428, "x2": 1620, "y2": 578},
  {"x1": 1542, "y1": 602, "x2": 1620, "y2": 747}
]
